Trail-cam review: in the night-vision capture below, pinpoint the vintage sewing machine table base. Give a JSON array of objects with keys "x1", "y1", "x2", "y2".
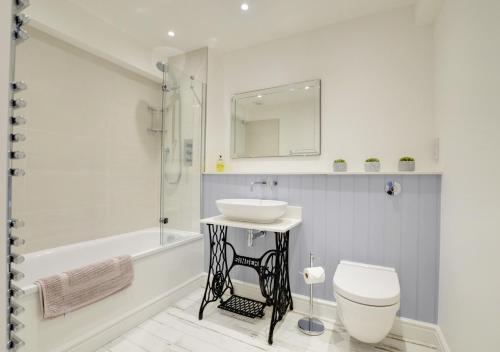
[{"x1": 198, "y1": 209, "x2": 302, "y2": 345}]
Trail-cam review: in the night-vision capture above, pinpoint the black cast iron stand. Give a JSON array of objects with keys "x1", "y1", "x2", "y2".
[{"x1": 198, "y1": 224, "x2": 293, "y2": 345}]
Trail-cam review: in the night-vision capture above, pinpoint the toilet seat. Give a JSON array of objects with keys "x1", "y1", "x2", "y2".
[{"x1": 333, "y1": 261, "x2": 400, "y2": 307}]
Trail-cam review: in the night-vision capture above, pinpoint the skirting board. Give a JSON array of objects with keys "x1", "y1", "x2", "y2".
[
  {"x1": 435, "y1": 326, "x2": 451, "y2": 352},
  {"x1": 62, "y1": 273, "x2": 206, "y2": 352},
  {"x1": 204, "y1": 274, "x2": 450, "y2": 352}
]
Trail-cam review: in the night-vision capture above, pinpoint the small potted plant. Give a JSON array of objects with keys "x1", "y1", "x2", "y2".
[
  {"x1": 364, "y1": 158, "x2": 380, "y2": 172},
  {"x1": 333, "y1": 159, "x2": 347, "y2": 172},
  {"x1": 399, "y1": 156, "x2": 415, "y2": 171}
]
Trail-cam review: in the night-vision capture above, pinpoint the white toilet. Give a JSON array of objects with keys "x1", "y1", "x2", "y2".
[{"x1": 333, "y1": 261, "x2": 400, "y2": 344}]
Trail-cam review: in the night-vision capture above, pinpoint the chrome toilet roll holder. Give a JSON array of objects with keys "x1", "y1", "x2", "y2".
[{"x1": 298, "y1": 252, "x2": 325, "y2": 336}]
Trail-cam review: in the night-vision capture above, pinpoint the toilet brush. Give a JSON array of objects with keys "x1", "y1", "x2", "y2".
[{"x1": 298, "y1": 252, "x2": 325, "y2": 335}]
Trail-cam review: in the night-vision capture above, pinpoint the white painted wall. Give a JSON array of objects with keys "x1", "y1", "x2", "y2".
[
  {"x1": 206, "y1": 6, "x2": 436, "y2": 173},
  {"x1": 26, "y1": 0, "x2": 164, "y2": 81},
  {"x1": 434, "y1": 0, "x2": 500, "y2": 351},
  {"x1": 25, "y1": 1, "x2": 208, "y2": 85}
]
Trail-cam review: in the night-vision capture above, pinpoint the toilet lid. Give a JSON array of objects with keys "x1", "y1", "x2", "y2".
[{"x1": 333, "y1": 261, "x2": 400, "y2": 307}]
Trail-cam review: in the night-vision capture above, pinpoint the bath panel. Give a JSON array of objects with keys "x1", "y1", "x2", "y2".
[{"x1": 13, "y1": 227, "x2": 203, "y2": 352}]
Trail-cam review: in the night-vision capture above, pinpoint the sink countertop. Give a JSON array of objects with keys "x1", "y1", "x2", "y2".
[{"x1": 201, "y1": 206, "x2": 302, "y2": 233}]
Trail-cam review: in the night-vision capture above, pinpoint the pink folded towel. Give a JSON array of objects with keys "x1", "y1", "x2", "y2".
[{"x1": 35, "y1": 255, "x2": 134, "y2": 319}]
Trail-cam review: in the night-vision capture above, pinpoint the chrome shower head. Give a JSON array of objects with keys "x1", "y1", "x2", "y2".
[{"x1": 156, "y1": 61, "x2": 168, "y2": 73}]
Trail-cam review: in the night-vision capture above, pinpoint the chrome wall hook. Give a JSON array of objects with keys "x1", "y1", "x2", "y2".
[{"x1": 385, "y1": 180, "x2": 402, "y2": 196}]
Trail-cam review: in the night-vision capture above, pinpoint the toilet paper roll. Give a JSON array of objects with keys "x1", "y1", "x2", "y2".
[{"x1": 303, "y1": 266, "x2": 325, "y2": 284}]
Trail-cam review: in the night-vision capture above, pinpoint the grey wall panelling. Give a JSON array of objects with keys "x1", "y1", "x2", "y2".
[{"x1": 202, "y1": 174, "x2": 441, "y2": 323}]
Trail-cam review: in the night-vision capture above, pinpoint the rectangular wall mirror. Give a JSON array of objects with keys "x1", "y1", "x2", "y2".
[{"x1": 231, "y1": 79, "x2": 321, "y2": 158}]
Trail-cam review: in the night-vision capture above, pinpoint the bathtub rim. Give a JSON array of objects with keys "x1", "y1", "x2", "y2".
[{"x1": 19, "y1": 231, "x2": 204, "y2": 295}]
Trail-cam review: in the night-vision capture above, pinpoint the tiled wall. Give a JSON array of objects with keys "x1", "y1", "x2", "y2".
[
  {"x1": 203, "y1": 173, "x2": 441, "y2": 323},
  {"x1": 12, "y1": 29, "x2": 207, "y2": 253},
  {"x1": 13, "y1": 29, "x2": 161, "y2": 253}
]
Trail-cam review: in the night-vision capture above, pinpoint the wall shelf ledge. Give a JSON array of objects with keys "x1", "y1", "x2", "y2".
[{"x1": 203, "y1": 171, "x2": 442, "y2": 176}]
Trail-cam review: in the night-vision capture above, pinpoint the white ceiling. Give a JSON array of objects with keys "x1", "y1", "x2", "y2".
[{"x1": 69, "y1": 0, "x2": 416, "y2": 54}]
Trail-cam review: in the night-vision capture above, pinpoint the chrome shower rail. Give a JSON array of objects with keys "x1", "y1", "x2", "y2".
[{"x1": 6, "y1": 0, "x2": 30, "y2": 349}]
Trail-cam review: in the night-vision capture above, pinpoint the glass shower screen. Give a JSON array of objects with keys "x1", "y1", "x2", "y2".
[{"x1": 159, "y1": 67, "x2": 204, "y2": 245}]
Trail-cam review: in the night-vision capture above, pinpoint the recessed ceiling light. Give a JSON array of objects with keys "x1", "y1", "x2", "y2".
[
  {"x1": 257, "y1": 94, "x2": 262, "y2": 98},
  {"x1": 241, "y1": 3, "x2": 249, "y2": 11},
  {"x1": 167, "y1": 30, "x2": 175, "y2": 37},
  {"x1": 304, "y1": 86, "x2": 310, "y2": 90}
]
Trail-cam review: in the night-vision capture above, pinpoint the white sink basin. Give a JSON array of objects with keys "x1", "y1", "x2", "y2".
[{"x1": 216, "y1": 199, "x2": 288, "y2": 224}]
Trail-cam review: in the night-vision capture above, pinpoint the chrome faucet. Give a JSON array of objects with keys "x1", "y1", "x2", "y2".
[
  {"x1": 250, "y1": 180, "x2": 267, "y2": 192},
  {"x1": 250, "y1": 180, "x2": 278, "y2": 192}
]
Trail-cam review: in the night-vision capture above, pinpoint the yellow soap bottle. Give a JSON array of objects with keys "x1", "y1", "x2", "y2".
[{"x1": 216, "y1": 155, "x2": 225, "y2": 172}]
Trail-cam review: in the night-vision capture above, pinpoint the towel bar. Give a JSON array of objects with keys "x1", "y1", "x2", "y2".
[
  {"x1": 9, "y1": 254, "x2": 24, "y2": 265},
  {"x1": 9, "y1": 302, "x2": 25, "y2": 316},
  {"x1": 8, "y1": 333, "x2": 25, "y2": 351},
  {"x1": 9, "y1": 235, "x2": 25, "y2": 247},
  {"x1": 9, "y1": 287, "x2": 25, "y2": 299},
  {"x1": 6, "y1": 0, "x2": 29, "y2": 349},
  {"x1": 10, "y1": 269, "x2": 24, "y2": 281},
  {"x1": 9, "y1": 317, "x2": 24, "y2": 332}
]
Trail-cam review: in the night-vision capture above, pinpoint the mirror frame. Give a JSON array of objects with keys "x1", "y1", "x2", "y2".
[{"x1": 230, "y1": 79, "x2": 321, "y2": 159}]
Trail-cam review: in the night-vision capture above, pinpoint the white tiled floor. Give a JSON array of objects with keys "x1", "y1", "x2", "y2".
[{"x1": 96, "y1": 289, "x2": 439, "y2": 352}]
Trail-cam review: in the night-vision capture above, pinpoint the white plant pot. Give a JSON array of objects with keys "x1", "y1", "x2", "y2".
[
  {"x1": 398, "y1": 161, "x2": 415, "y2": 171},
  {"x1": 364, "y1": 162, "x2": 380, "y2": 172},
  {"x1": 334, "y1": 162, "x2": 347, "y2": 172}
]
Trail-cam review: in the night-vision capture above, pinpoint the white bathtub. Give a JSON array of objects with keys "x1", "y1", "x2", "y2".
[{"x1": 13, "y1": 227, "x2": 204, "y2": 352}]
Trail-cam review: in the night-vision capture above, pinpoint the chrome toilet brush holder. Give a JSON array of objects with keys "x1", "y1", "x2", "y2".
[{"x1": 298, "y1": 253, "x2": 325, "y2": 336}]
